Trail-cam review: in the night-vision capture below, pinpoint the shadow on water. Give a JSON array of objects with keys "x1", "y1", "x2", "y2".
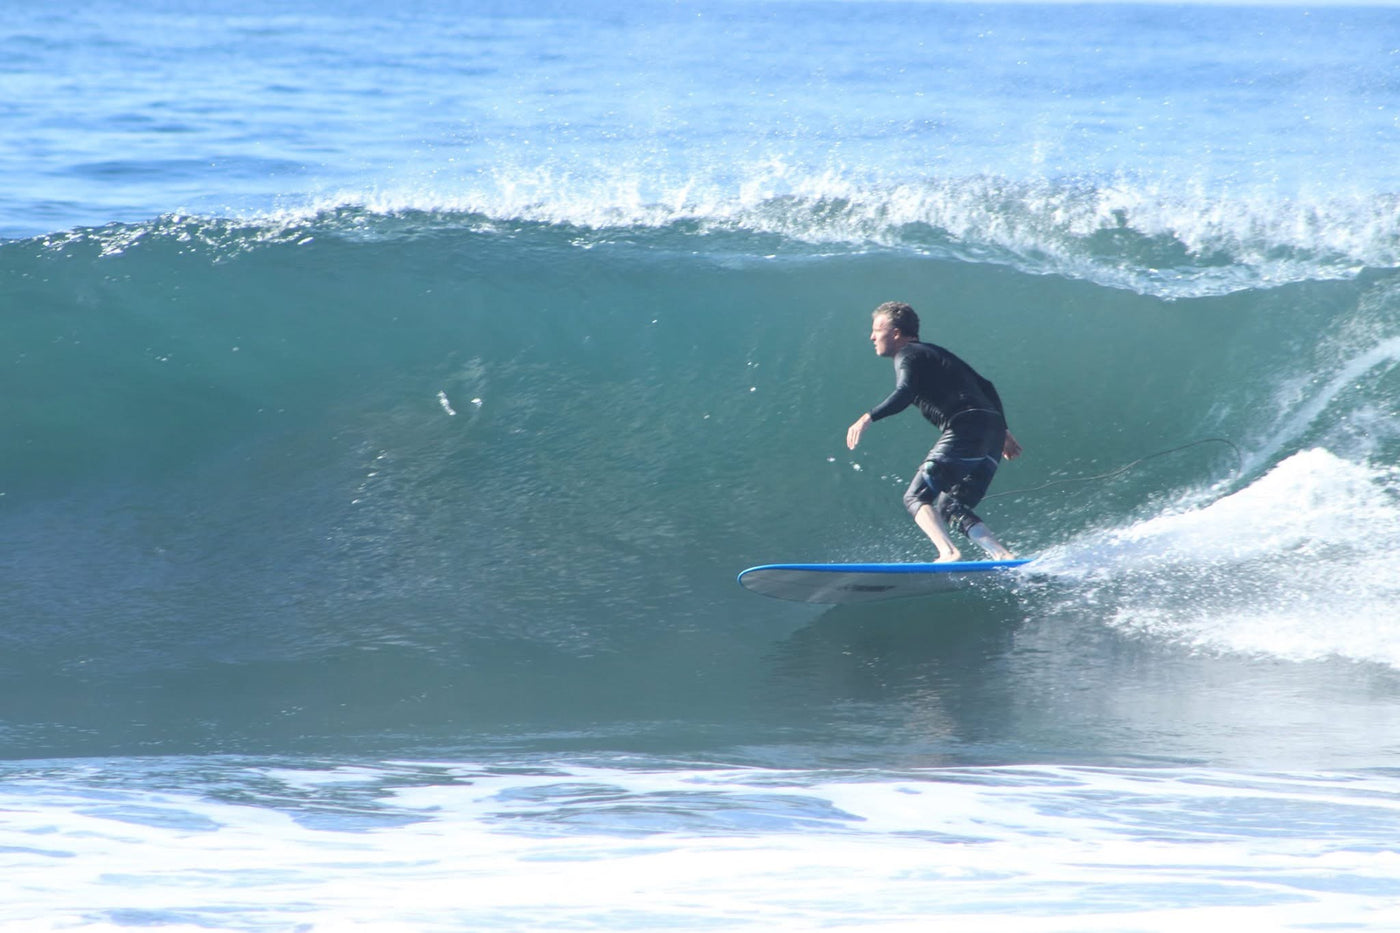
[
  {"x1": 752, "y1": 589, "x2": 1033, "y2": 766},
  {"x1": 770, "y1": 592, "x2": 1022, "y2": 700},
  {"x1": 749, "y1": 573, "x2": 1400, "y2": 772}
]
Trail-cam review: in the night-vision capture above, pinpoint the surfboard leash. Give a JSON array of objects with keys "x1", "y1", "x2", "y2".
[{"x1": 983, "y1": 436, "x2": 1244, "y2": 501}]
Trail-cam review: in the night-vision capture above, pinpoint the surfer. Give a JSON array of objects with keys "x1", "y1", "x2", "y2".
[{"x1": 846, "y1": 301, "x2": 1021, "y2": 562}]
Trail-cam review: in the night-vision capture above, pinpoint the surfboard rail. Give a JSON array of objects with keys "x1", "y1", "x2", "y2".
[{"x1": 738, "y1": 559, "x2": 1032, "y2": 604}]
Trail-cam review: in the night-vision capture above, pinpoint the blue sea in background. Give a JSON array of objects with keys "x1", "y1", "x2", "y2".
[{"x1": 5, "y1": 1, "x2": 1400, "y2": 929}]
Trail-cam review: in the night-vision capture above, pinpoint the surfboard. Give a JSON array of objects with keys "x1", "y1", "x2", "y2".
[{"x1": 737, "y1": 558, "x2": 1032, "y2": 604}]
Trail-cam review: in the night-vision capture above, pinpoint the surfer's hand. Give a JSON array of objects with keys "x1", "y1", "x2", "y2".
[
  {"x1": 1003, "y1": 431, "x2": 1023, "y2": 461},
  {"x1": 846, "y1": 414, "x2": 871, "y2": 450}
]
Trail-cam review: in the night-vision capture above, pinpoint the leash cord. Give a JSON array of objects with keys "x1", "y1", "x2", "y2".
[{"x1": 983, "y1": 436, "x2": 1245, "y2": 501}]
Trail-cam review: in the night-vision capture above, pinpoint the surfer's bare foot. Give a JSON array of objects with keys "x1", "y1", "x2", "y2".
[{"x1": 935, "y1": 547, "x2": 962, "y2": 563}]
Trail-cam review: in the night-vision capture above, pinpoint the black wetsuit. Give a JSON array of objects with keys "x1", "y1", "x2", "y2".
[{"x1": 867, "y1": 341, "x2": 1007, "y2": 535}]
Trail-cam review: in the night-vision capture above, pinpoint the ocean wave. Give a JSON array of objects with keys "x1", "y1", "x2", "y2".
[
  {"x1": 20, "y1": 166, "x2": 1399, "y2": 301},
  {"x1": 6, "y1": 181, "x2": 1399, "y2": 685},
  {"x1": 224, "y1": 170, "x2": 1400, "y2": 298}
]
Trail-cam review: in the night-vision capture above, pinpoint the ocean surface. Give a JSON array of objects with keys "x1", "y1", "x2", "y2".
[{"x1": 4, "y1": 1, "x2": 1400, "y2": 929}]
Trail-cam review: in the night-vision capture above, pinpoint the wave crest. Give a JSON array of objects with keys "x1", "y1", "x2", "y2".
[
  {"x1": 280, "y1": 169, "x2": 1400, "y2": 297},
  {"x1": 23, "y1": 169, "x2": 1398, "y2": 300}
]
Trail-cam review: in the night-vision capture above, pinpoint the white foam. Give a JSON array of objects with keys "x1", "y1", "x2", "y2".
[
  {"x1": 40, "y1": 161, "x2": 1397, "y2": 301},
  {"x1": 248, "y1": 165, "x2": 1400, "y2": 299},
  {"x1": 1043, "y1": 449, "x2": 1400, "y2": 666},
  {"x1": 5, "y1": 760, "x2": 1400, "y2": 931}
]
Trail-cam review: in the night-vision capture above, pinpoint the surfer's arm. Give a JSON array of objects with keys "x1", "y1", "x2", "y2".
[
  {"x1": 866, "y1": 357, "x2": 917, "y2": 424},
  {"x1": 1002, "y1": 430, "x2": 1022, "y2": 461},
  {"x1": 852, "y1": 352, "x2": 915, "y2": 449}
]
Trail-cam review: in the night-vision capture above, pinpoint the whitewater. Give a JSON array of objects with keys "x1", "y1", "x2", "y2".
[{"x1": 3, "y1": 1, "x2": 1400, "y2": 930}]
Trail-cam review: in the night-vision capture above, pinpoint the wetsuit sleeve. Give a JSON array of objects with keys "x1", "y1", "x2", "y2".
[{"x1": 868, "y1": 355, "x2": 916, "y2": 422}]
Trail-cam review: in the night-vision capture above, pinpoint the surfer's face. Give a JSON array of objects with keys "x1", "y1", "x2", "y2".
[{"x1": 870, "y1": 314, "x2": 903, "y2": 357}]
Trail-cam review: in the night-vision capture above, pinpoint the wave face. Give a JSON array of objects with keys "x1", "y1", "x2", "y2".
[
  {"x1": 3, "y1": 203, "x2": 1400, "y2": 758},
  {"x1": 5, "y1": 0, "x2": 1400, "y2": 761}
]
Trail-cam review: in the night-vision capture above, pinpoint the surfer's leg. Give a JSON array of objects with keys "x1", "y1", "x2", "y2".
[
  {"x1": 913, "y1": 502, "x2": 962, "y2": 562},
  {"x1": 905, "y1": 456, "x2": 962, "y2": 562},
  {"x1": 936, "y1": 492, "x2": 1013, "y2": 560},
  {"x1": 935, "y1": 423, "x2": 1013, "y2": 559},
  {"x1": 941, "y1": 493, "x2": 1014, "y2": 560},
  {"x1": 967, "y1": 522, "x2": 1015, "y2": 560}
]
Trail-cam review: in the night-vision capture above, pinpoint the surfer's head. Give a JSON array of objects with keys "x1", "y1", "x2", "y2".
[{"x1": 870, "y1": 301, "x2": 919, "y2": 356}]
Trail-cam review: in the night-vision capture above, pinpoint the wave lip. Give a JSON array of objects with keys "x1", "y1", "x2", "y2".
[
  {"x1": 12, "y1": 155, "x2": 1398, "y2": 299},
  {"x1": 227, "y1": 169, "x2": 1400, "y2": 297}
]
